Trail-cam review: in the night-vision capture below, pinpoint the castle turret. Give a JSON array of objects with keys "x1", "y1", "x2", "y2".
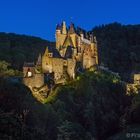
[
  {"x1": 56, "y1": 22, "x2": 67, "y2": 50},
  {"x1": 91, "y1": 36, "x2": 98, "y2": 65},
  {"x1": 56, "y1": 24, "x2": 61, "y2": 34},
  {"x1": 44, "y1": 47, "x2": 49, "y2": 56},
  {"x1": 62, "y1": 21, "x2": 67, "y2": 35},
  {"x1": 69, "y1": 23, "x2": 75, "y2": 34}
]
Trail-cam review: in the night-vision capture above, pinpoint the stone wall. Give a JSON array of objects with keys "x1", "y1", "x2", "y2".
[
  {"x1": 52, "y1": 58, "x2": 64, "y2": 81},
  {"x1": 56, "y1": 33, "x2": 67, "y2": 50},
  {"x1": 67, "y1": 59, "x2": 76, "y2": 79},
  {"x1": 42, "y1": 56, "x2": 53, "y2": 73},
  {"x1": 23, "y1": 73, "x2": 44, "y2": 88},
  {"x1": 133, "y1": 74, "x2": 140, "y2": 84}
]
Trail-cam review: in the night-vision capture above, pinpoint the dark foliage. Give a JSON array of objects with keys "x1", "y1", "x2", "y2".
[
  {"x1": 0, "y1": 32, "x2": 55, "y2": 70},
  {"x1": 0, "y1": 23, "x2": 140, "y2": 140},
  {"x1": 0, "y1": 78, "x2": 58, "y2": 140},
  {"x1": 91, "y1": 23, "x2": 140, "y2": 81},
  {"x1": 0, "y1": 70, "x2": 140, "y2": 140},
  {"x1": 45, "y1": 71, "x2": 133, "y2": 140}
]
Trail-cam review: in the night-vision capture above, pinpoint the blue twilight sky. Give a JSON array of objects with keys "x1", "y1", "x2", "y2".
[{"x1": 0, "y1": 0, "x2": 140, "y2": 41}]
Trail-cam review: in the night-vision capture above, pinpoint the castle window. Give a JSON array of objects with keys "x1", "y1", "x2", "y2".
[
  {"x1": 49, "y1": 53, "x2": 53, "y2": 57},
  {"x1": 63, "y1": 60, "x2": 67, "y2": 66},
  {"x1": 27, "y1": 71, "x2": 32, "y2": 77}
]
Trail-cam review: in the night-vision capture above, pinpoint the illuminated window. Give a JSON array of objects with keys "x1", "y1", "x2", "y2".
[
  {"x1": 27, "y1": 71, "x2": 32, "y2": 77},
  {"x1": 49, "y1": 53, "x2": 53, "y2": 57}
]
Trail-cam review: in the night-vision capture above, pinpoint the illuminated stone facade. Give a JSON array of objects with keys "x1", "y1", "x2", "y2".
[
  {"x1": 55, "y1": 21, "x2": 98, "y2": 69},
  {"x1": 23, "y1": 21, "x2": 98, "y2": 88},
  {"x1": 126, "y1": 73, "x2": 140, "y2": 94}
]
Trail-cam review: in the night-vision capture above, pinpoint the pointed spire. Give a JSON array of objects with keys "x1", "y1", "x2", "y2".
[
  {"x1": 44, "y1": 47, "x2": 49, "y2": 56},
  {"x1": 63, "y1": 35, "x2": 74, "y2": 47},
  {"x1": 56, "y1": 24, "x2": 61, "y2": 30},
  {"x1": 56, "y1": 24, "x2": 61, "y2": 35},
  {"x1": 69, "y1": 23, "x2": 75, "y2": 34},
  {"x1": 62, "y1": 21, "x2": 67, "y2": 34},
  {"x1": 36, "y1": 53, "x2": 42, "y2": 66}
]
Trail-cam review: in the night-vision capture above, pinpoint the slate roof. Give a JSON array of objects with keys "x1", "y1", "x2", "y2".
[
  {"x1": 56, "y1": 24, "x2": 61, "y2": 30},
  {"x1": 24, "y1": 62, "x2": 35, "y2": 67},
  {"x1": 47, "y1": 46, "x2": 61, "y2": 58},
  {"x1": 62, "y1": 35, "x2": 74, "y2": 47}
]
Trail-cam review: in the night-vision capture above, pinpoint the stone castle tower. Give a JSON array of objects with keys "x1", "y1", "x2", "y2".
[
  {"x1": 23, "y1": 21, "x2": 98, "y2": 89},
  {"x1": 55, "y1": 21, "x2": 98, "y2": 69}
]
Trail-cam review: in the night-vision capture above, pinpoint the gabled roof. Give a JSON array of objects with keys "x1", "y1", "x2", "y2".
[
  {"x1": 62, "y1": 35, "x2": 74, "y2": 47},
  {"x1": 44, "y1": 46, "x2": 61, "y2": 58},
  {"x1": 56, "y1": 24, "x2": 61, "y2": 30},
  {"x1": 64, "y1": 46, "x2": 73, "y2": 58},
  {"x1": 69, "y1": 23, "x2": 75, "y2": 34}
]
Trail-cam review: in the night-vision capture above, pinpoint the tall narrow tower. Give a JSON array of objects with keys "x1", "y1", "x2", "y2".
[
  {"x1": 55, "y1": 24, "x2": 61, "y2": 50},
  {"x1": 56, "y1": 21, "x2": 67, "y2": 50},
  {"x1": 62, "y1": 21, "x2": 67, "y2": 35}
]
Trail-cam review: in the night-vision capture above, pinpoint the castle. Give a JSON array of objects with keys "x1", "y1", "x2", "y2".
[
  {"x1": 23, "y1": 21, "x2": 98, "y2": 92},
  {"x1": 126, "y1": 73, "x2": 140, "y2": 94}
]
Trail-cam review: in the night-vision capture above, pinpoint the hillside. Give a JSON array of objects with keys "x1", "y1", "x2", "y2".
[
  {"x1": 0, "y1": 23, "x2": 140, "y2": 140},
  {"x1": 0, "y1": 70, "x2": 140, "y2": 140},
  {"x1": 91, "y1": 23, "x2": 140, "y2": 81},
  {"x1": 0, "y1": 32, "x2": 55, "y2": 70},
  {"x1": 0, "y1": 23, "x2": 140, "y2": 81}
]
